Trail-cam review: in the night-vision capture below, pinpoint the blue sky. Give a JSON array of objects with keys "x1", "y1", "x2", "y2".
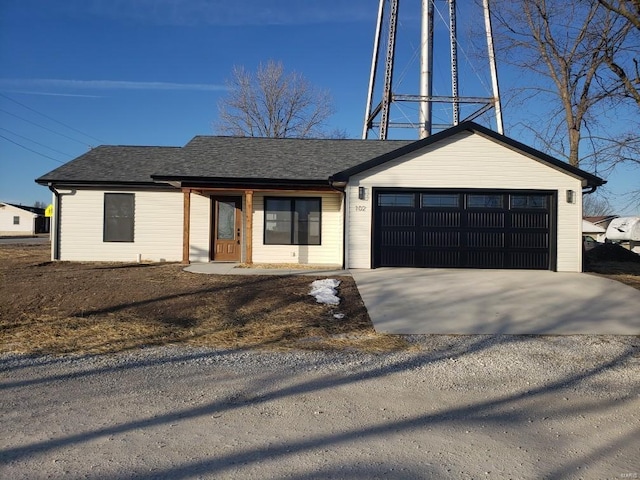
[{"x1": 1, "y1": 0, "x2": 637, "y2": 213}]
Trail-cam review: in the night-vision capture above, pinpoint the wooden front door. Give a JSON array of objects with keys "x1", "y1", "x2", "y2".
[{"x1": 211, "y1": 197, "x2": 242, "y2": 261}]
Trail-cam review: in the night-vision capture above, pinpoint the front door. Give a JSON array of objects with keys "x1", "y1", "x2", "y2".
[{"x1": 211, "y1": 197, "x2": 242, "y2": 261}]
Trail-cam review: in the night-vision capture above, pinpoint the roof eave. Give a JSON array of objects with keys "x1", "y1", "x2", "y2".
[
  {"x1": 35, "y1": 179, "x2": 174, "y2": 189},
  {"x1": 151, "y1": 175, "x2": 331, "y2": 189}
]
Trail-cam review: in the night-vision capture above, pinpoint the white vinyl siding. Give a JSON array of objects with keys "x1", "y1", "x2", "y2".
[
  {"x1": 347, "y1": 132, "x2": 585, "y2": 272},
  {"x1": 252, "y1": 192, "x2": 343, "y2": 265},
  {"x1": 57, "y1": 189, "x2": 184, "y2": 262},
  {"x1": 189, "y1": 193, "x2": 211, "y2": 263}
]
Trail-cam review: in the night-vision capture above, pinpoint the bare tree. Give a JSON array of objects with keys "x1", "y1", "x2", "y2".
[
  {"x1": 597, "y1": 0, "x2": 640, "y2": 29},
  {"x1": 597, "y1": 0, "x2": 640, "y2": 106},
  {"x1": 490, "y1": 0, "x2": 637, "y2": 168},
  {"x1": 215, "y1": 60, "x2": 335, "y2": 138},
  {"x1": 583, "y1": 193, "x2": 613, "y2": 216},
  {"x1": 485, "y1": 0, "x2": 640, "y2": 177}
]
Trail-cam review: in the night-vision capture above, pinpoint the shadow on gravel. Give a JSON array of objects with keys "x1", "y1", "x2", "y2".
[{"x1": 1, "y1": 334, "x2": 638, "y2": 479}]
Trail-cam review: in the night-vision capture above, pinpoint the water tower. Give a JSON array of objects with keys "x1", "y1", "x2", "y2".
[{"x1": 362, "y1": 0, "x2": 504, "y2": 140}]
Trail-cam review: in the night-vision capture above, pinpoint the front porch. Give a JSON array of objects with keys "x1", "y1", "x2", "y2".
[{"x1": 180, "y1": 187, "x2": 344, "y2": 266}]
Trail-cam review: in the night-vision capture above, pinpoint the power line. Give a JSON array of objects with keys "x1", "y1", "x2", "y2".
[
  {"x1": 0, "y1": 127, "x2": 75, "y2": 158},
  {"x1": 0, "y1": 108, "x2": 93, "y2": 147},
  {"x1": 0, "y1": 133, "x2": 66, "y2": 164},
  {"x1": 0, "y1": 92, "x2": 104, "y2": 143}
]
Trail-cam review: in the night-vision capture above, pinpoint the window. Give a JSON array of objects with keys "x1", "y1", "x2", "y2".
[
  {"x1": 511, "y1": 195, "x2": 548, "y2": 209},
  {"x1": 421, "y1": 194, "x2": 459, "y2": 208},
  {"x1": 13, "y1": 216, "x2": 20, "y2": 225},
  {"x1": 378, "y1": 193, "x2": 415, "y2": 207},
  {"x1": 104, "y1": 193, "x2": 134, "y2": 242},
  {"x1": 264, "y1": 197, "x2": 321, "y2": 245},
  {"x1": 467, "y1": 194, "x2": 503, "y2": 208}
]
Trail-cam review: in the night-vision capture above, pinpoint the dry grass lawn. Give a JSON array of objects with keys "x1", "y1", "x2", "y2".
[
  {"x1": 1, "y1": 244, "x2": 409, "y2": 355},
  {"x1": 3, "y1": 244, "x2": 639, "y2": 357},
  {"x1": 586, "y1": 261, "x2": 640, "y2": 290}
]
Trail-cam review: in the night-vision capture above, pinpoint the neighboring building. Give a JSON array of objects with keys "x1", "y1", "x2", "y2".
[
  {"x1": 0, "y1": 202, "x2": 48, "y2": 236},
  {"x1": 36, "y1": 122, "x2": 604, "y2": 272},
  {"x1": 584, "y1": 215, "x2": 618, "y2": 242},
  {"x1": 582, "y1": 219, "x2": 606, "y2": 240},
  {"x1": 582, "y1": 219, "x2": 606, "y2": 251}
]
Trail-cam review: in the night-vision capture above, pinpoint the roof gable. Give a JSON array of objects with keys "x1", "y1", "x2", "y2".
[{"x1": 330, "y1": 121, "x2": 605, "y2": 188}]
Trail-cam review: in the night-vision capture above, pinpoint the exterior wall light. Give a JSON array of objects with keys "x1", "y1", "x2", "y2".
[
  {"x1": 566, "y1": 190, "x2": 575, "y2": 204},
  {"x1": 358, "y1": 186, "x2": 366, "y2": 200}
]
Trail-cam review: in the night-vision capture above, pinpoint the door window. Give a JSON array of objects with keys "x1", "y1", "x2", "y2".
[{"x1": 217, "y1": 201, "x2": 236, "y2": 240}]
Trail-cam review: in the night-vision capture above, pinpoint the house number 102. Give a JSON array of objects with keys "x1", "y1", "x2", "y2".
[{"x1": 355, "y1": 206, "x2": 367, "y2": 212}]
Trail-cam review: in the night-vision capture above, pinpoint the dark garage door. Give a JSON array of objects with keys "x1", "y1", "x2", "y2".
[{"x1": 373, "y1": 190, "x2": 555, "y2": 269}]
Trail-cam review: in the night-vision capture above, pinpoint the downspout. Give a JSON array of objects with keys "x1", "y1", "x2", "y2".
[
  {"x1": 47, "y1": 183, "x2": 60, "y2": 261},
  {"x1": 328, "y1": 178, "x2": 348, "y2": 270},
  {"x1": 580, "y1": 184, "x2": 599, "y2": 272}
]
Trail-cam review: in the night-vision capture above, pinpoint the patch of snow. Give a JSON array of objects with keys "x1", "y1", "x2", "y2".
[
  {"x1": 333, "y1": 313, "x2": 345, "y2": 320},
  {"x1": 309, "y1": 279, "x2": 341, "y2": 305}
]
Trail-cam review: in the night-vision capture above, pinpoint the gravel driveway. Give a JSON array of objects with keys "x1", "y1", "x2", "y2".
[{"x1": 2, "y1": 335, "x2": 639, "y2": 479}]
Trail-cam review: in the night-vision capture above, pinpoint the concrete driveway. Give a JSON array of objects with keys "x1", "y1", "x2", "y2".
[{"x1": 350, "y1": 268, "x2": 640, "y2": 335}]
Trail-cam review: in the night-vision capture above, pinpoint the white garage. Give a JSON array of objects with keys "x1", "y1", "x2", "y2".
[{"x1": 334, "y1": 123, "x2": 604, "y2": 272}]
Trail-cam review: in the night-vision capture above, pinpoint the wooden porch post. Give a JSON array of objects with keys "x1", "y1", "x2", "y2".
[
  {"x1": 245, "y1": 190, "x2": 253, "y2": 264},
  {"x1": 182, "y1": 189, "x2": 191, "y2": 264}
]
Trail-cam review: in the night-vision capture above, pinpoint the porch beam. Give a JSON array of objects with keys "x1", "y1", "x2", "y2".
[
  {"x1": 182, "y1": 189, "x2": 191, "y2": 264},
  {"x1": 184, "y1": 187, "x2": 341, "y2": 194},
  {"x1": 245, "y1": 190, "x2": 253, "y2": 264}
]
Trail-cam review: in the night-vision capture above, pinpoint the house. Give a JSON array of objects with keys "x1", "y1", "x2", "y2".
[
  {"x1": 0, "y1": 202, "x2": 48, "y2": 236},
  {"x1": 35, "y1": 122, "x2": 604, "y2": 272}
]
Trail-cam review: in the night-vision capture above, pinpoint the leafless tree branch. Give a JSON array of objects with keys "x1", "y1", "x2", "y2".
[{"x1": 215, "y1": 60, "x2": 335, "y2": 138}]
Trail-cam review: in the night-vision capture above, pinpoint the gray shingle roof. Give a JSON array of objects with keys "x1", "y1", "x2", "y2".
[
  {"x1": 36, "y1": 146, "x2": 182, "y2": 185},
  {"x1": 161, "y1": 136, "x2": 413, "y2": 181},
  {"x1": 36, "y1": 137, "x2": 413, "y2": 186}
]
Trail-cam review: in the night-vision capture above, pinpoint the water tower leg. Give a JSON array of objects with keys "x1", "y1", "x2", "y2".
[
  {"x1": 483, "y1": 0, "x2": 504, "y2": 134},
  {"x1": 419, "y1": 0, "x2": 434, "y2": 139}
]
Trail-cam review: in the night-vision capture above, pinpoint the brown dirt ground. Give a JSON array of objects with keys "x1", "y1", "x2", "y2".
[
  {"x1": 0, "y1": 244, "x2": 409, "y2": 355},
  {"x1": 2, "y1": 244, "x2": 639, "y2": 356},
  {"x1": 584, "y1": 243, "x2": 640, "y2": 290}
]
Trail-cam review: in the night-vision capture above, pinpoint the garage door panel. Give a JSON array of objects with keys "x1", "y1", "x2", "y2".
[
  {"x1": 511, "y1": 252, "x2": 549, "y2": 269},
  {"x1": 467, "y1": 212, "x2": 505, "y2": 228},
  {"x1": 467, "y1": 251, "x2": 505, "y2": 268},
  {"x1": 381, "y1": 231, "x2": 415, "y2": 246},
  {"x1": 422, "y1": 231, "x2": 460, "y2": 247},
  {"x1": 375, "y1": 190, "x2": 553, "y2": 270},
  {"x1": 510, "y1": 232, "x2": 548, "y2": 249},
  {"x1": 512, "y1": 212, "x2": 548, "y2": 229},
  {"x1": 467, "y1": 232, "x2": 505, "y2": 248},
  {"x1": 381, "y1": 211, "x2": 415, "y2": 227},
  {"x1": 381, "y1": 249, "x2": 416, "y2": 267},
  {"x1": 422, "y1": 250, "x2": 461, "y2": 267},
  {"x1": 423, "y1": 211, "x2": 461, "y2": 227}
]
